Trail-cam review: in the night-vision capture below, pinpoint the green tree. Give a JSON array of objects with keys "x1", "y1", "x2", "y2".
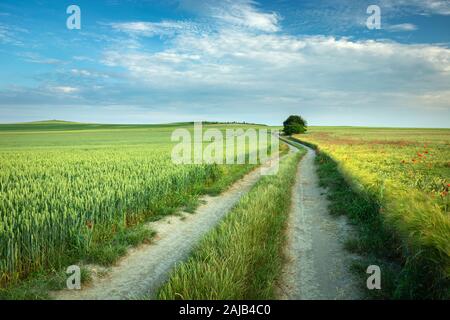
[{"x1": 283, "y1": 115, "x2": 307, "y2": 135}]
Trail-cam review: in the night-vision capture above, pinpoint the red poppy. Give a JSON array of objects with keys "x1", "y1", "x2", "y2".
[{"x1": 424, "y1": 151, "x2": 429, "y2": 154}]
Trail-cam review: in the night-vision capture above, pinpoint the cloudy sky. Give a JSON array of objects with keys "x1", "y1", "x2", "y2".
[{"x1": 0, "y1": 0, "x2": 449, "y2": 127}]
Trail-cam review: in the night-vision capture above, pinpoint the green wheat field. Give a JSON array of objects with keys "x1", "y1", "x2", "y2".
[{"x1": 0, "y1": 121, "x2": 448, "y2": 299}]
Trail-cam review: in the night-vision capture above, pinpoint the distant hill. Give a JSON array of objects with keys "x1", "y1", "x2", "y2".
[
  {"x1": 0, "y1": 120, "x2": 269, "y2": 133},
  {"x1": 18, "y1": 120, "x2": 82, "y2": 124},
  {"x1": 202, "y1": 121, "x2": 268, "y2": 126},
  {"x1": 7, "y1": 120, "x2": 268, "y2": 127}
]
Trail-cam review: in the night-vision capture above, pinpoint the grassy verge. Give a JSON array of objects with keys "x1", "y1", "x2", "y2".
[
  {"x1": 157, "y1": 150, "x2": 304, "y2": 300},
  {"x1": 290, "y1": 137, "x2": 449, "y2": 299},
  {"x1": 205, "y1": 142, "x2": 289, "y2": 195},
  {"x1": 0, "y1": 266, "x2": 92, "y2": 300},
  {"x1": 0, "y1": 223, "x2": 155, "y2": 299}
]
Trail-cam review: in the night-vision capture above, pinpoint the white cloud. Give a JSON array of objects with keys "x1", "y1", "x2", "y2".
[
  {"x1": 110, "y1": 20, "x2": 199, "y2": 37},
  {"x1": 395, "y1": 0, "x2": 450, "y2": 15},
  {"x1": 73, "y1": 56, "x2": 95, "y2": 62},
  {"x1": 51, "y1": 86, "x2": 79, "y2": 94},
  {"x1": 111, "y1": 1, "x2": 280, "y2": 37},
  {"x1": 71, "y1": 69, "x2": 92, "y2": 77},
  {"x1": 210, "y1": 0, "x2": 280, "y2": 32},
  {"x1": 0, "y1": 23, "x2": 24, "y2": 46},
  {"x1": 177, "y1": 0, "x2": 280, "y2": 32},
  {"x1": 414, "y1": 90, "x2": 450, "y2": 110},
  {"x1": 70, "y1": 69, "x2": 110, "y2": 79},
  {"x1": 385, "y1": 23, "x2": 418, "y2": 32},
  {"x1": 18, "y1": 52, "x2": 62, "y2": 65},
  {"x1": 103, "y1": 29, "x2": 450, "y2": 85}
]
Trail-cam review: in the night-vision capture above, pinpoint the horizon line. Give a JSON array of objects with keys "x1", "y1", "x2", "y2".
[{"x1": 0, "y1": 119, "x2": 449, "y2": 130}]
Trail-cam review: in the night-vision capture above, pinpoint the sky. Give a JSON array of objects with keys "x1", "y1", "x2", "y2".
[{"x1": 0, "y1": 0, "x2": 449, "y2": 127}]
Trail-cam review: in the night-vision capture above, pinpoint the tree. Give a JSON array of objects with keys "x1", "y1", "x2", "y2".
[{"x1": 283, "y1": 115, "x2": 307, "y2": 135}]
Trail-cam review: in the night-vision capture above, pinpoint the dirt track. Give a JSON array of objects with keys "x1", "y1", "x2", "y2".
[{"x1": 278, "y1": 141, "x2": 363, "y2": 300}]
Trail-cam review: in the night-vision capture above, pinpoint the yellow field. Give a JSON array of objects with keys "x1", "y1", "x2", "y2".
[{"x1": 293, "y1": 127, "x2": 450, "y2": 298}]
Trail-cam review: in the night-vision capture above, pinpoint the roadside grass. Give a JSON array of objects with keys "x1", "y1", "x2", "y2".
[
  {"x1": 0, "y1": 225, "x2": 153, "y2": 299},
  {"x1": 0, "y1": 266, "x2": 92, "y2": 300},
  {"x1": 291, "y1": 135, "x2": 450, "y2": 299},
  {"x1": 157, "y1": 150, "x2": 304, "y2": 300},
  {"x1": 203, "y1": 143, "x2": 289, "y2": 196},
  {"x1": 82, "y1": 224, "x2": 156, "y2": 266},
  {"x1": 203, "y1": 164, "x2": 257, "y2": 196}
]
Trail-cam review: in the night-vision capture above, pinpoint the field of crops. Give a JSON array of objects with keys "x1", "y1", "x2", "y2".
[
  {"x1": 293, "y1": 127, "x2": 450, "y2": 298},
  {"x1": 0, "y1": 121, "x2": 272, "y2": 288}
]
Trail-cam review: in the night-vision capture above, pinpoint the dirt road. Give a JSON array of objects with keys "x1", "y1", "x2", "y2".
[{"x1": 278, "y1": 141, "x2": 363, "y2": 300}]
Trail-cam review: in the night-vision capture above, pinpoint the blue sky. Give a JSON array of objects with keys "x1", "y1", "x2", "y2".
[{"x1": 0, "y1": 0, "x2": 449, "y2": 127}]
